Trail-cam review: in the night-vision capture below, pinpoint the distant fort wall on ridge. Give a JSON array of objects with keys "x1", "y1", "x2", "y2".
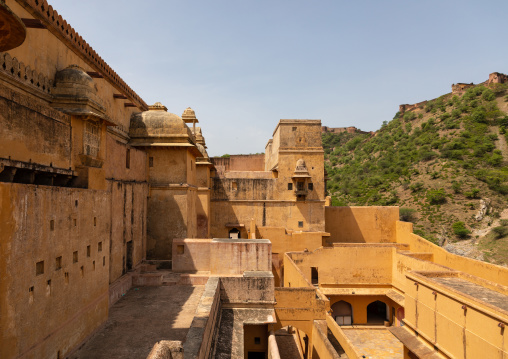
[{"x1": 399, "y1": 71, "x2": 507, "y2": 115}]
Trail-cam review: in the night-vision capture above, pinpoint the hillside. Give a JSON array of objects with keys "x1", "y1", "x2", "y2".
[{"x1": 324, "y1": 80, "x2": 508, "y2": 266}]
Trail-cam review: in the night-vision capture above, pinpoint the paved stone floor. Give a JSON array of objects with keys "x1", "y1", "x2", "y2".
[
  {"x1": 342, "y1": 328, "x2": 403, "y2": 359},
  {"x1": 71, "y1": 285, "x2": 204, "y2": 359}
]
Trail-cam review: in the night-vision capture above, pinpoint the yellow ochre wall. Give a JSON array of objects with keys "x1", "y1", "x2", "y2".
[
  {"x1": 0, "y1": 183, "x2": 110, "y2": 359},
  {"x1": 325, "y1": 206, "x2": 398, "y2": 244},
  {"x1": 5, "y1": 0, "x2": 144, "y2": 129}
]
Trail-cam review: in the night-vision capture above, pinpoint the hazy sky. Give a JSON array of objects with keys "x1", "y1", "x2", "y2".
[{"x1": 48, "y1": 0, "x2": 508, "y2": 156}]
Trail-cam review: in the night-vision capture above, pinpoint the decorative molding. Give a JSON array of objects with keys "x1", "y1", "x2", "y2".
[
  {"x1": 0, "y1": 51, "x2": 53, "y2": 95},
  {"x1": 19, "y1": 0, "x2": 148, "y2": 110}
]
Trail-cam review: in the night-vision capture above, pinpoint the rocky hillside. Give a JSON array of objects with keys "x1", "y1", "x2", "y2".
[{"x1": 324, "y1": 81, "x2": 508, "y2": 266}]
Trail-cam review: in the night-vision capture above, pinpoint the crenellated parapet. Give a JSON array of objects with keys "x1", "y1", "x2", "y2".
[
  {"x1": 0, "y1": 51, "x2": 53, "y2": 95},
  {"x1": 17, "y1": 0, "x2": 148, "y2": 110}
]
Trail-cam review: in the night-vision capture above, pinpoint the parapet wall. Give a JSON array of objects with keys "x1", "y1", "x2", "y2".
[
  {"x1": 211, "y1": 154, "x2": 265, "y2": 176},
  {"x1": 325, "y1": 206, "x2": 398, "y2": 244},
  {"x1": 321, "y1": 126, "x2": 372, "y2": 135},
  {"x1": 396, "y1": 221, "x2": 508, "y2": 287},
  {"x1": 172, "y1": 238, "x2": 272, "y2": 275}
]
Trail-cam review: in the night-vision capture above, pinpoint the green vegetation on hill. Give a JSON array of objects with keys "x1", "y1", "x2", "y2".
[{"x1": 324, "y1": 83, "x2": 508, "y2": 264}]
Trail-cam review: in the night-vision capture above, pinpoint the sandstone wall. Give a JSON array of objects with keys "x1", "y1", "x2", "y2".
[{"x1": 0, "y1": 183, "x2": 110, "y2": 359}]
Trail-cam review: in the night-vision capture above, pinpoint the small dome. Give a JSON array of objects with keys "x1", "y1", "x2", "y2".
[
  {"x1": 196, "y1": 143, "x2": 209, "y2": 158},
  {"x1": 129, "y1": 102, "x2": 193, "y2": 141},
  {"x1": 182, "y1": 107, "x2": 199, "y2": 123},
  {"x1": 296, "y1": 159, "x2": 307, "y2": 168},
  {"x1": 55, "y1": 65, "x2": 94, "y2": 89}
]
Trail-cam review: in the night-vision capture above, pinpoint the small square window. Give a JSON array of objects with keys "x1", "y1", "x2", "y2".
[
  {"x1": 36, "y1": 261, "x2": 44, "y2": 275},
  {"x1": 292, "y1": 127, "x2": 297, "y2": 131},
  {"x1": 55, "y1": 256, "x2": 62, "y2": 270},
  {"x1": 288, "y1": 183, "x2": 293, "y2": 190},
  {"x1": 298, "y1": 221, "x2": 304, "y2": 228},
  {"x1": 308, "y1": 183, "x2": 313, "y2": 191},
  {"x1": 98, "y1": 242, "x2": 103, "y2": 252},
  {"x1": 177, "y1": 245, "x2": 185, "y2": 255},
  {"x1": 73, "y1": 251, "x2": 78, "y2": 263},
  {"x1": 254, "y1": 337, "x2": 261, "y2": 345}
]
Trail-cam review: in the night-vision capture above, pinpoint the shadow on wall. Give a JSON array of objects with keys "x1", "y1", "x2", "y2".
[
  {"x1": 324, "y1": 206, "x2": 399, "y2": 244},
  {"x1": 147, "y1": 192, "x2": 186, "y2": 260}
]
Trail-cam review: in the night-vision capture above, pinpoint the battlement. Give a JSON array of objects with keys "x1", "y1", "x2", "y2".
[{"x1": 321, "y1": 126, "x2": 372, "y2": 135}]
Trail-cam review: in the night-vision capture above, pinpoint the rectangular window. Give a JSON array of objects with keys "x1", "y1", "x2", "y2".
[
  {"x1": 126, "y1": 148, "x2": 131, "y2": 169},
  {"x1": 308, "y1": 183, "x2": 313, "y2": 191},
  {"x1": 297, "y1": 181, "x2": 304, "y2": 191},
  {"x1": 149, "y1": 157, "x2": 154, "y2": 167},
  {"x1": 98, "y1": 241, "x2": 103, "y2": 252},
  {"x1": 50, "y1": 220, "x2": 55, "y2": 231},
  {"x1": 55, "y1": 256, "x2": 62, "y2": 270},
  {"x1": 84, "y1": 121, "x2": 100, "y2": 157},
  {"x1": 311, "y1": 267, "x2": 318, "y2": 285},
  {"x1": 87, "y1": 245, "x2": 91, "y2": 257},
  {"x1": 298, "y1": 221, "x2": 304, "y2": 228},
  {"x1": 288, "y1": 183, "x2": 293, "y2": 190},
  {"x1": 36, "y1": 261, "x2": 44, "y2": 275},
  {"x1": 73, "y1": 251, "x2": 78, "y2": 263}
]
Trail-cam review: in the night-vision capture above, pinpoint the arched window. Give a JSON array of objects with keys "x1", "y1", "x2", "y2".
[{"x1": 331, "y1": 300, "x2": 353, "y2": 326}]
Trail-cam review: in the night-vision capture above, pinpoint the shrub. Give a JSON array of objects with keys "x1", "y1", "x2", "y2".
[
  {"x1": 403, "y1": 112, "x2": 417, "y2": 121},
  {"x1": 399, "y1": 207, "x2": 416, "y2": 222},
  {"x1": 465, "y1": 188, "x2": 480, "y2": 199},
  {"x1": 452, "y1": 221, "x2": 470, "y2": 238},
  {"x1": 427, "y1": 188, "x2": 447, "y2": 204},
  {"x1": 452, "y1": 181, "x2": 462, "y2": 194},
  {"x1": 482, "y1": 88, "x2": 496, "y2": 101},
  {"x1": 471, "y1": 109, "x2": 487, "y2": 123},
  {"x1": 410, "y1": 182, "x2": 424, "y2": 192},
  {"x1": 491, "y1": 226, "x2": 508, "y2": 239}
]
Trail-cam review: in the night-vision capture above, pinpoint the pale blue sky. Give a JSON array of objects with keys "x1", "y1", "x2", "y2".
[{"x1": 49, "y1": 0, "x2": 508, "y2": 156}]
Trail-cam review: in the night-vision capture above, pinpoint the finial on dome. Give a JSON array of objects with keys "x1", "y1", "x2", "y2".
[{"x1": 149, "y1": 102, "x2": 168, "y2": 112}]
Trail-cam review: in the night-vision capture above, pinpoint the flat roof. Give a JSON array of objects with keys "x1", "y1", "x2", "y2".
[
  {"x1": 432, "y1": 277, "x2": 508, "y2": 312},
  {"x1": 72, "y1": 285, "x2": 204, "y2": 359}
]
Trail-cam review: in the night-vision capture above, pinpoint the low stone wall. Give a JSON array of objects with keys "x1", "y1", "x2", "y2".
[
  {"x1": 312, "y1": 320, "x2": 341, "y2": 359},
  {"x1": 183, "y1": 277, "x2": 222, "y2": 359},
  {"x1": 108, "y1": 272, "x2": 132, "y2": 307},
  {"x1": 220, "y1": 271, "x2": 274, "y2": 304}
]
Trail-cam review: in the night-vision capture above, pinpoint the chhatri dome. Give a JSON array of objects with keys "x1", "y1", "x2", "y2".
[
  {"x1": 129, "y1": 102, "x2": 194, "y2": 145},
  {"x1": 182, "y1": 107, "x2": 199, "y2": 124}
]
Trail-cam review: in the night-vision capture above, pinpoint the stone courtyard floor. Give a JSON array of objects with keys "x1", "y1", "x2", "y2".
[
  {"x1": 70, "y1": 285, "x2": 204, "y2": 359},
  {"x1": 342, "y1": 327, "x2": 403, "y2": 359}
]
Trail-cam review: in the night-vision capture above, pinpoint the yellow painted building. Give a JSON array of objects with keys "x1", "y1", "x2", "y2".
[{"x1": 0, "y1": 1, "x2": 507, "y2": 359}]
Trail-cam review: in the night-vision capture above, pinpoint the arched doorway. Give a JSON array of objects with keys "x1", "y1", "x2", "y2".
[
  {"x1": 229, "y1": 228, "x2": 241, "y2": 239},
  {"x1": 331, "y1": 300, "x2": 353, "y2": 326},
  {"x1": 367, "y1": 301, "x2": 387, "y2": 324},
  {"x1": 397, "y1": 307, "x2": 405, "y2": 326}
]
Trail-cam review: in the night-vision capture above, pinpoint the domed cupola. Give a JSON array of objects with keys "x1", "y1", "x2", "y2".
[
  {"x1": 51, "y1": 65, "x2": 107, "y2": 119},
  {"x1": 129, "y1": 102, "x2": 197, "y2": 149}
]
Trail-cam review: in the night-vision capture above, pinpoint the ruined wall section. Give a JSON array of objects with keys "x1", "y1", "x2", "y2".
[{"x1": 0, "y1": 183, "x2": 111, "y2": 359}]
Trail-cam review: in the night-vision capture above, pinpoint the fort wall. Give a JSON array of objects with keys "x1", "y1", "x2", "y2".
[{"x1": 0, "y1": 183, "x2": 110, "y2": 359}]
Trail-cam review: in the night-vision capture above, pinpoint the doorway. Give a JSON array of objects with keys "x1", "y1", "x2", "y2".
[
  {"x1": 126, "y1": 240, "x2": 133, "y2": 271},
  {"x1": 367, "y1": 300, "x2": 387, "y2": 324}
]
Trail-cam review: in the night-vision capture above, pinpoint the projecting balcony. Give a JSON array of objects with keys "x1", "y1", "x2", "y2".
[{"x1": 294, "y1": 189, "x2": 308, "y2": 196}]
